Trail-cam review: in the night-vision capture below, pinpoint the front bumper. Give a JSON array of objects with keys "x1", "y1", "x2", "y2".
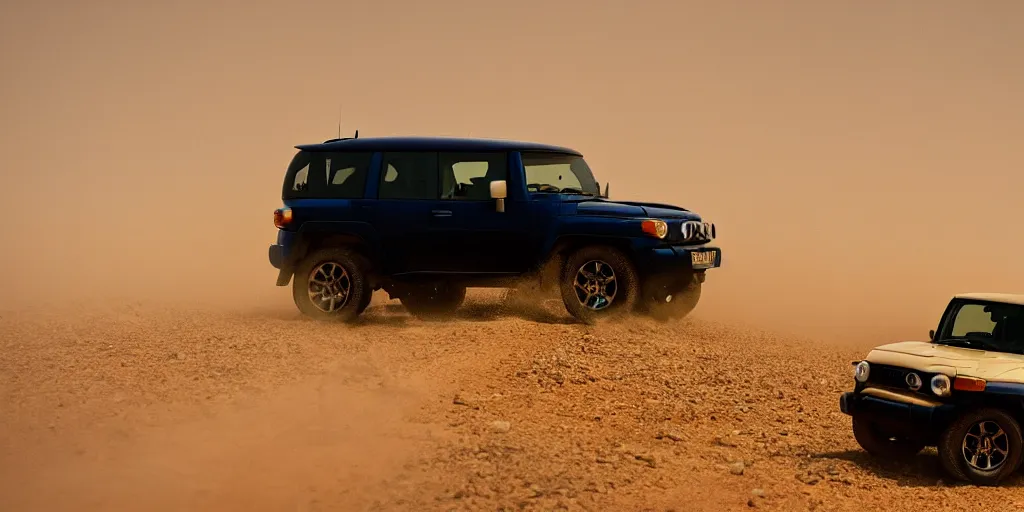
[
  {"x1": 635, "y1": 244, "x2": 721, "y2": 298},
  {"x1": 840, "y1": 390, "x2": 956, "y2": 438},
  {"x1": 640, "y1": 245, "x2": 722, "y2": 274}
]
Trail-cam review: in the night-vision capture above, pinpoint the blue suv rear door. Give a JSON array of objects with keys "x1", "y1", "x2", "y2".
[{"x1": 372, "y1": 151, "x2": 449, "y2": 275}]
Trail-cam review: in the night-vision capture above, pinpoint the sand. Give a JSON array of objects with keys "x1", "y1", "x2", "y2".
[{"x1": 2, "y1": 291, "x2": 1020, "y2": 512}]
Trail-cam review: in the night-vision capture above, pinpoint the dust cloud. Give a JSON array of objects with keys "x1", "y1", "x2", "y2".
[
  {"x1": 2, "y1": 1, "x2": 1023, "y2": 344},
  {"x1": 4, "y1": 3, "x2": 1024, "y2": 510}
]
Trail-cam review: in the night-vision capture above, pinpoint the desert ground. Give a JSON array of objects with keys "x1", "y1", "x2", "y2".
[{"x1": 3, "y1": 289, "x2": 1022, "y2": 512}]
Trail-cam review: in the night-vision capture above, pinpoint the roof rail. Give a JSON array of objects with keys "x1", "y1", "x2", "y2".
[{"x1": 322, "y1": 130, "x2": 359, "y2": 144}]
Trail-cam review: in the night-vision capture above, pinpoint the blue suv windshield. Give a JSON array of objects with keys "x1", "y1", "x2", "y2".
[{"x1": 522, "y1": 152, "x2": 600, "y2": 196}]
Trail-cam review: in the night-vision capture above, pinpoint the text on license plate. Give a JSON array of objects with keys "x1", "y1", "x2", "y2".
[{"x1": 690, "y1": 250, "x2": 716, "y2": 267}]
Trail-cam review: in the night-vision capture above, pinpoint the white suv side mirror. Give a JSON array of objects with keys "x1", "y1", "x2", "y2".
[{"x1": 490, "y1": 180, "x2": 507, "y2": 212}]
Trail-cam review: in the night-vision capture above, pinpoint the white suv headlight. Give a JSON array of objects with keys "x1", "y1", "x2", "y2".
[
  {"x1": 931, "y1": 374, "x2": 952, "y2": 397},
  {"x1": 854, "y1": 361, "x2": 870, "y2": 383}
]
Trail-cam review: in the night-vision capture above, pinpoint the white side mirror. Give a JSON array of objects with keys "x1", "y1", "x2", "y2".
[
  {"x1": 490, "y1": 180, "x2": 507, "y2": 199},
  {"x1": 490, "y1": 180, "x2": 507, "y2": 213}
]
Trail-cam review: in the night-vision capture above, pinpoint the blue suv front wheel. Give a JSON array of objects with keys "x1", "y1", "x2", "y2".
[{"x1": 559, "y1": 245, "x2": 640, "y2": 325}]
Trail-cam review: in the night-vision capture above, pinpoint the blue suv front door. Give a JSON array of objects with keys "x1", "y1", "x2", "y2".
[{"x1": 432, "y1": 151, "x2": 536, "y2": 274}]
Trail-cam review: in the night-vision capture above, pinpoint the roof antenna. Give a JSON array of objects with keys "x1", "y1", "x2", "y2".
[
  {"x1": 354, "y1": 129, "x2": 358, "y2": 139},
  {"x1": 336, "y1": 105, "x2": 342, "y2": 139}
]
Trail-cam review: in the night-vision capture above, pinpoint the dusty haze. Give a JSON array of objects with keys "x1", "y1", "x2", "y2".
[{"x1": 2, "y1": 0, "x2": 1023, "y2": 343}]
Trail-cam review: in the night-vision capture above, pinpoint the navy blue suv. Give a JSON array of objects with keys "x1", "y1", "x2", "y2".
[{"x1": 268, "y1": 135, "x2": 721, "y2": 324}]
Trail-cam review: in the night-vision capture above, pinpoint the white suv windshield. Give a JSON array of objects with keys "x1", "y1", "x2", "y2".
[{"x1": 937, "y1": 301, "x2": 1024, "y2": 354}]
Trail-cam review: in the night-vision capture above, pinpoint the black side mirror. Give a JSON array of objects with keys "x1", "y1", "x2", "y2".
[{"x1": 929, "y1": 329, "x2": 935, "y2": 341}]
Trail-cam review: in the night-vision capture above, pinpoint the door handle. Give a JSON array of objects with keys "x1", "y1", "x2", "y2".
[{"x1": 431, "y1": 209, "x2": 452, "y2": 217}]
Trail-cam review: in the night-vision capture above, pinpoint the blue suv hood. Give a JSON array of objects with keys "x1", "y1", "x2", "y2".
[{"x1": 572, "y1": 198, "x2": 701, "y2": 221}]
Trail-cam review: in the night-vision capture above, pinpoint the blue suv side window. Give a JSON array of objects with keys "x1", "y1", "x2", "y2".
[
  {"x1": 439, "y1": 152, "x2": 507, "y2": 201},
  {"x1": 282, "y1": 150, "x2": 321, "y2": 199},
  {"x1": 379, "y1": 152, "x2": 439, "y2": 200},
  {"x1": 322, "y1": 151, "x2": 373, "y2": 198}
]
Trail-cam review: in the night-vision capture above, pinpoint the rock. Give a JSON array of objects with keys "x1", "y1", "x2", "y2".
[
  {"x1": 729, "y1": 462, "x2": 745, "y2": 475},
  {"x1": 596, "y1": 455, "x2": 618, "y2": 464},
  {"x1": 490, "y1": 420, "x2": 511, "y2": 433},
  {"x1": 656, "y1": 431, "x2": 683, "y2": 442},
  {"x1": 635, "y1": 454, "x2": 657, "y2": 468},
  {"x1": 752, "y1": 488, "x2": 765, "y2": 497},
  {"x1": 747, "y1": 498, "x2": 757, "y2": 507},
  {"x1": 796, "y1": 473, "x2": 820, "y2": 485},
  {"x1": 715, "y1": 436, "x2": 738, "y2": 448}
]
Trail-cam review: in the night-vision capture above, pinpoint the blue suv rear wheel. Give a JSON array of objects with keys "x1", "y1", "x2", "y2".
[{"x1": 292, "y1": 248, "x2": 372, "y2": 322}]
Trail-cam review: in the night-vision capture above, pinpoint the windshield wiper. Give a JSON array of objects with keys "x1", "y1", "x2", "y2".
[
  {"x1": 935, "y1": 338, "x2": 997, "y2": 351},
  {"x1": 558, "y1": 187, "x2": 595, "y2": 196}
]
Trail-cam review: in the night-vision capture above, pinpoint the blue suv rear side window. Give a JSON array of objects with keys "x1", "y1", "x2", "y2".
[
  {"x1": 379, "y1": 152, "x2": 439, "y2": 200},
  {"x1": 282, "y1": 150, "x2": 373, "y2": 200},
  {"x1": 321, "y1": 152, "x2": 373, "y2": 199}
]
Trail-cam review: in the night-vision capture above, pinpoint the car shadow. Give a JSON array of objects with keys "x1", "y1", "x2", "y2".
[
  {"x1": 355, "y1": 302, "x2": 577, "y2": 326},
  {"x1": 812, "y1": 449, "x2": 1024, "y2": 488},
  {"x1": 455, "y1": 302, "x2": 577, "y2": 325}
]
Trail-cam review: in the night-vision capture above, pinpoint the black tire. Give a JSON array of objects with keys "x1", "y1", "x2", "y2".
[
  {"x1": 645, "y1": 276, "x2": 702, "y2": 322},
  {"x1": 852, "y1": 414, "x2": 926, "y2": 458},
  {"x1": 559, "y1": 245, "x2": 639, "y2": 325},
  {"x1": 400, "y1": 282, "x2": 466, "y2": 320},
  {"x1": 938, "y1": 407, "x2": 1024, "y2": 486},
  {"x1": 292, "y1": 248, "x2": 372, "y2": 322}
]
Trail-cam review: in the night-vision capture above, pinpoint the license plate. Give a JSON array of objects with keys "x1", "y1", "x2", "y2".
[{"x1": 690, "y1": 250, "x2": 717, "y2": 268}]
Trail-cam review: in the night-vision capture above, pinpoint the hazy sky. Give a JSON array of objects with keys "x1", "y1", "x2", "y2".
[{"x1": 2, "y1": 0, "x2": 1022, "y2": 342}]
